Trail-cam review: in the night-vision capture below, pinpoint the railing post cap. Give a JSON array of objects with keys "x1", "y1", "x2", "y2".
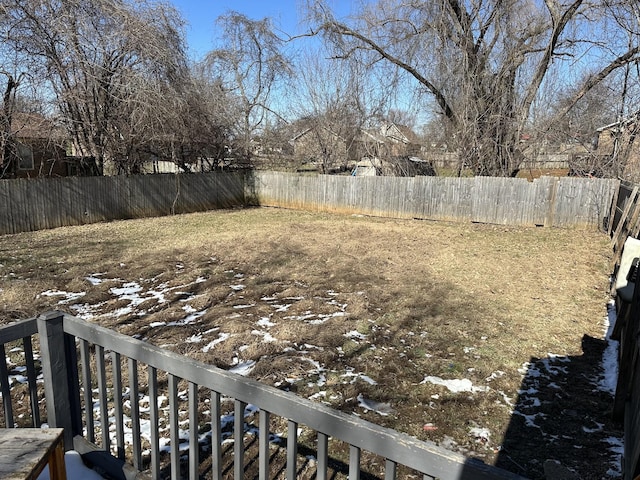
[{"x1": 38, "y1": 311, "x2": 65, "y2": 321}]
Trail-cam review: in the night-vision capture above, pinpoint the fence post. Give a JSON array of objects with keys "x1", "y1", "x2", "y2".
[{"x1": 37, "y1": 311, "x2": 77, "y2": 450}]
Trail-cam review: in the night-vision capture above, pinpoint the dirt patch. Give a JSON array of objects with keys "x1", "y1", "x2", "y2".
[{"x1": 0, "y1": 207, "x2": 620, "y2": 479}]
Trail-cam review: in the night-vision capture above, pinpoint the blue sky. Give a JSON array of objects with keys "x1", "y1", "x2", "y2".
[
  {"x1": 170, "y1": 0, "x2": 357, "y2": 59},
  {"x1": 168, "y1": 0, "x2": 423, "y2": 122}
]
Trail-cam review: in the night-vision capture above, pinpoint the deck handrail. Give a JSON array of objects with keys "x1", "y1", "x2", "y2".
[{"x1": 0, "y1": 316, "x2": 37, "y2": 344}]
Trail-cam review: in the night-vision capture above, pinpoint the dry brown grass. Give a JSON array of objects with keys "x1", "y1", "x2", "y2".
[{"x1": 0, "y1": 207, "x2": 619, "y2": 479}]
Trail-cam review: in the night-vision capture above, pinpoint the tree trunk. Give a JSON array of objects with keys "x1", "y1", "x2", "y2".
[{"x1": 1, "y1": 75, "x2": 17, "y2": 178}]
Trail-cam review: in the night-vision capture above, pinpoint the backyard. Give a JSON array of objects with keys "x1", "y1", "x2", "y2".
[{"x1": 0, "y1": 206, "x2": 622, "y2": 479}]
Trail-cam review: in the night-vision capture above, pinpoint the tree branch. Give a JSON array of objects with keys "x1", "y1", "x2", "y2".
[{"x1": 321, "y1": 20, "x2": 457, "y2": 125}]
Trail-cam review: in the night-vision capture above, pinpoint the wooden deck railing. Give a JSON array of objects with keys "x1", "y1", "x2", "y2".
[{"x1": 0, "y1": 311, "x2": 527, "y2": 480}]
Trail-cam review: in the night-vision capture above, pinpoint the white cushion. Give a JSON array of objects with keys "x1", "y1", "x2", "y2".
[{"x1": 616, "y1": 237, "x2": 640, "y2": 291}]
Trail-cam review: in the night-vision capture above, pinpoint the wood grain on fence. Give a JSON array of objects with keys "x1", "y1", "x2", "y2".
[
  {"x1": 0, "y1": 172, "x2": 246, "y2": 235},
  {"x1": 253, "y1": 172, "x2": 619, "y2": 229}
]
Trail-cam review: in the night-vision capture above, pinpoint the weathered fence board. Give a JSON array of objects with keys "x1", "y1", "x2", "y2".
[
  {"x1": 0, "y1": 172, "x2": 247, "y2": 235},
  {"x1": 253, "y1": 172, "x2": 619, "y2": 229}
]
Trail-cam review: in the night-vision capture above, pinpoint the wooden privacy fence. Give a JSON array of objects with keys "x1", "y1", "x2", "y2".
[
  {"x1": 0, "y1": 312, "x2": 527, "y2": 480},
  {"x1": 0, "y1": 171, "x2": 620, "y2": 235},
  {"x1": 0, "y1": 172, "x2": 246, "y2": 235},
  {"x1": 251, "y1": 172, "x2": 619, "y2": 229}
]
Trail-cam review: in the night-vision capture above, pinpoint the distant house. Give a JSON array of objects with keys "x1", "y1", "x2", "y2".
[
  {"x1": 379, "y1": 123, "x2": 423, "y2": 157},
  {"x1": 350, "y1": 123, "x2": 433, "y2": 176},
  {"x1": 593, "y1": 113, "x2": 640, "y2": 180},
  {"x1": 352, "y1": 123, "x2": 424, "y2": 161},
  {"x1": 290, "y1": 126, "x2": 350, "y2": 173},
  {"x1": 5, "y1": 113, "x2": 96, "y2": 178},
  {"x1": 290, "y1": 122, "x2": 427, "y2": 175},
  {"x1": 100, "y1": 138, "x2": 230, "y2": 176}
]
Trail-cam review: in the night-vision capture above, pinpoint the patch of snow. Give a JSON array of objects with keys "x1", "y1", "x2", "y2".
[
  {"x1": 39, "y1": 290, "x2": 86, "y2": 304},
  {"x1": 202, "y1": 333, "x2": 231, "y2": 352},
  {"x1": 145, "y1": 288, "x2": 168, "y2": 305},
  {"x1": 167, "y1": 309, "x2": 206, "y2": 326},
  {"x1": 176, "y1": 292, "x2": 197, "y2": 302},
  {"x1": 547, "y1": 353, "x2": 571, "y2": 362},
  {"x1": 257, "y1": 317, "x2": 275, "y2": 328},
  {"x1": 110, "y1": 282, "x2": 143, "y2": 297},
  {"x1": 359, "y1": 375, "x2": 378, "y2": 385},
  {"x1": 229, "y1": 361, "x2": 256, "y2": 376},
  {"x1": 539, "y1": 357, "x2": 568, "y2": 376},
  {"x1": 513, "y1": 409, "x2": 544, "y2": 428},
  {"x1": 420, "y1": 376, "x2": 489, "y2": 393},
  {"x1": 111, "y1": 306, "x2": 134, "y2": 317},
  {"x1": 469, "y1": 426, "x2": 491, "y2": 443},
  {"x1": 8, "y1": 374, "x2": 28, "y2": 386},
  {"x1": 284, "y1": 312, "x2": 316, "y2": 321},
  {"x1": 582, "y1": 422, "x2": 604, "y2": 433},
  {"x1": 309, "y1": 312, "x2": 346, "y2": 324},
  {"x1": 309, "y1": 391, "x2": 327, "y2": 401},
  {"x1": 251, "y1": 330, "x2": 278, "y2": 343},
  {"x1": 273, "y1": 303, "x2": 292, "y2": 312},
  {"x1": 496, "y1": 390, "x2": 514, "y2": 407},
  {"x1": 518, "y1": 386, "x2": 539, "y2": 395},
  {"x1": 604, "y1": 436, "x2": 623, "y2": 477},
  {"x1": 485, "y1": 371, "x2": 506, "y2": 382},
  {"x1": 85, "y1": 274, "x2": 106, "y2": 285},
  {"x1": 339, "y1": 369, "x2": 377, "y2": 385},
  {"x1": 357, "y1": 394, "x2": 395, "y2": 416},
  {"x1": 344, "y1": 330, "x2": 367, "y2": 340},
  {"x1": 599, "y1": 301, "x2": 619, "y2": 394}
]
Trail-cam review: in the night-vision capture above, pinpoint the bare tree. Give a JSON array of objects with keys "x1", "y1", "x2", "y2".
[
  {"x1": 0, "y1": 71, "x2": 20, "y2": 177},
  {"x1": 288, "y1": 52, "x2": 357, "y2": 173},
  {"x1": 2, "y1": 0, "x2": 189, "y2": 175},
  {"x1": 307, "y1": 0, "x2": 640, "y2": 177},
  {"x1": 288, "y1": 42, "x2": 406, "y2": 174},
  {"x1": 139, "y1": 71, "x2": 237, "y2": 173},
  {"x1": 205, "y1": 13, "x2": 292, "y2": 164},
  {"x1": 0, "y1": 5, "x2": 31, "y2": 177}
]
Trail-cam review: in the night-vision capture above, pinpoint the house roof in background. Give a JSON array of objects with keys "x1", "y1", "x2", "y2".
[
  {"x1": 381, "y1": 123, "x2": 420, "y2": 144},
  {"x1": 10, "y1": 112, "x2": 64, "y2": 140},
  {"x1": 597, "y1": 111, "x2": 640, "y2": 132}
]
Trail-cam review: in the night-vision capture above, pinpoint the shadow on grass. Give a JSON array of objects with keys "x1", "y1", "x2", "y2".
[{"x1": 495, "y1": 333, "x2": 622, "y2": 480}]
